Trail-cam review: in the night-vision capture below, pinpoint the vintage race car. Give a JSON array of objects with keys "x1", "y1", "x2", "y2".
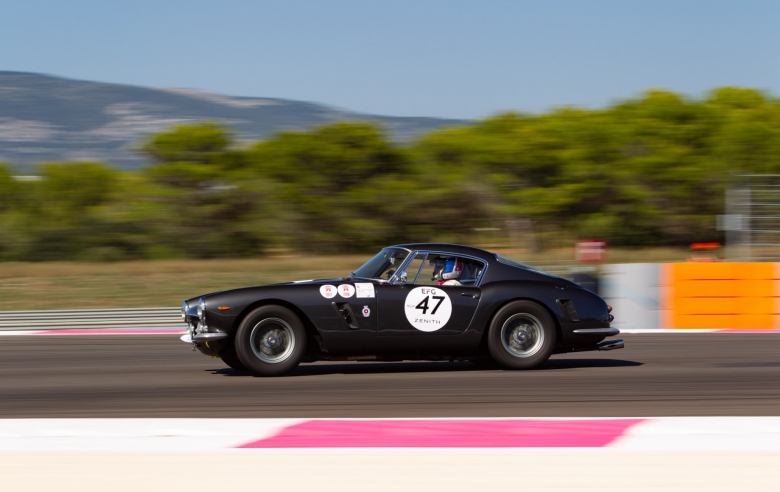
[{"x1": 181, "y1": 243, "x2": 622, "y2": 376}]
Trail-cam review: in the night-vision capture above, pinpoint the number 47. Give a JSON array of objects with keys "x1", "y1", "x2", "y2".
[{"x1": 415, "y1": 295, "x2": 444, "y2": 315}]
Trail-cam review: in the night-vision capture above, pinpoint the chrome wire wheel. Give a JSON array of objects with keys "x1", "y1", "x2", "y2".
[
  {"x1": 500, "y1": 313, "x2": 545, "y2": 358},
  {"x1": 249, "y1": 318, "x2": 296, "y2": 364}
]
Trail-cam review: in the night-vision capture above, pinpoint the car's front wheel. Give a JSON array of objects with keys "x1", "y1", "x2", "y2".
[
  {"x1": 235, "y1": 305, "x2": 306, "y2": 376},
  {"x1": 487, "y1": 300, "x2": 556, "y2": 370}
]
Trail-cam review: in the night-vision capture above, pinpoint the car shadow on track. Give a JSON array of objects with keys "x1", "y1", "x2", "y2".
[
  {"x1": 540, "y1": 358, "x2": 642, "y2": 370},
  {"x1": 205, "y1": 358, "x2": 642, "y2": 377}
]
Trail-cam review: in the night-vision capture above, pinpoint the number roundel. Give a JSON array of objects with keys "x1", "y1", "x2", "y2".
[{"x1": 403, "y1": 287, "x2": 453, "y2": 332}]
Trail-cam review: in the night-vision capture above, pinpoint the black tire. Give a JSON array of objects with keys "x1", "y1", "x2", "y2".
[
  {"x1": 487, "y1": 300, "x2": 556, "y2": 370},
  {"x1": 220, "y1": 352, "x2": 247, "y2": 372},
  {"x1": 234, "y1": 305, "x2": 306, "y2": 376}
]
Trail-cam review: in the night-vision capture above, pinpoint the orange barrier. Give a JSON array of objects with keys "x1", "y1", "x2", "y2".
[{"x1": 660, "y1": 263, "x2": 779, "y2": 329}]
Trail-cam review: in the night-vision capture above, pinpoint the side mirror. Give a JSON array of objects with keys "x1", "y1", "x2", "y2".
[{"x1": 391, "y1": 271, "x2": 407, "y2": 285}]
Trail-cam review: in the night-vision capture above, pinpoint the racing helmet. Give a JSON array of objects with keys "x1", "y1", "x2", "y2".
[
  {"x1": 429, "y1": 258, "x2": 446, "y2": 280},
  {"x1": 440, "y1": 257, "x2": 463, "y2": 280}
]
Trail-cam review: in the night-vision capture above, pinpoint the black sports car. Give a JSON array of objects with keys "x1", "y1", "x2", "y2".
[{"x1": 181, "y1": 243, "x2": 622, "y2": 376}]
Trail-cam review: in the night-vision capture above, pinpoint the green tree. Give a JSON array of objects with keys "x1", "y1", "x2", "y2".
[
  {"x1": 137, "y1": 122, "x2": 268, "y2": 258},
  {"x1": 245, "y1": 122, "x2": 411, "y2": 251}
]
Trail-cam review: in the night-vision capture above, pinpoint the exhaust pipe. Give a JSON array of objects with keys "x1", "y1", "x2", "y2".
[{"x1": 597, "y1": 339, "x2": 624, "y2": 351}]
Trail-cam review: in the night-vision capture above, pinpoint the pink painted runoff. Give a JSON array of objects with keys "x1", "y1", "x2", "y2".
[
  {"x1": 38, "y1": 329, "x2": 186, "y2": 335},
  {"x1": 237, "y1": 419, "x2": 645, "y2": 448}
]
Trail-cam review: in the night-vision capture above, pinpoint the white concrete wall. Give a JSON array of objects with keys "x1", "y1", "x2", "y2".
[{"x1": 600, "y1": 263, "x2": 662, "y2": 330}]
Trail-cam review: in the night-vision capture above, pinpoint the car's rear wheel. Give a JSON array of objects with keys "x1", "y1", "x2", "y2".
[
  {"x1": 235, "y1": 305, "x2": 306, "y2": 376},
  {"x1": 487, "y1": 300, "x2": 556, "y2": 370}
]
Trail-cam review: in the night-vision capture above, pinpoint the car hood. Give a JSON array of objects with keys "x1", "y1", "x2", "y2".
[{"x1": 189, "y1": 278, "x2": 361, "y2": 303}]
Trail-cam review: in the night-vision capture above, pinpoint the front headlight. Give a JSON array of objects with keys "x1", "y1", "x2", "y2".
[
  {"x1": 197, "y1": 298, "x2": 206, "y2": 320},
  {"x1": 181, "y1": 300, "x2": 189, "y2": 320}
]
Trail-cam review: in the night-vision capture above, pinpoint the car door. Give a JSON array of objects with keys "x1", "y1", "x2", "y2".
[
  {"x1": 308, "y1": 280, "x2": 380, "y2": 353},
  {"x1": 377, "y1": 251, "x2": 483, "y2": 338}
]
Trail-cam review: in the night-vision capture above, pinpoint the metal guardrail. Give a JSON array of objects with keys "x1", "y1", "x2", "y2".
[{"x1": 0, "y1": 308, "x2": 183, "y2": 331}]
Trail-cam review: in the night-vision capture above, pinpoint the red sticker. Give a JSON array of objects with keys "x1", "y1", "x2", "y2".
[
  {"x1": 338, "y1": 284, "x2": 355, "y2": 298},
  {"x1": 320, "y1": 285, "x2": 337, "y2": 299}
]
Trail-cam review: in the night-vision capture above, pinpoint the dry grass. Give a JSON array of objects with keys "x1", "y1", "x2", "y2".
[
  {"x1": 0, "y1": 255, "x2": 370, "y2": 310},
  {"x1": 0, "y1": 248, "x2": 692, "y2": 310}
]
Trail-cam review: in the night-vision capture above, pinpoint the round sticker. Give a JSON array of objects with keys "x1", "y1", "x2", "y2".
[
  {"x1": 338, "y1": 284, "x2": 355, "y2": 298},
  {"x1": 320, "y1": 285, "x2": 337, "y2": 299},
  {"x1": 404, "y1": 286, "x2": 452, "y2": 332}
]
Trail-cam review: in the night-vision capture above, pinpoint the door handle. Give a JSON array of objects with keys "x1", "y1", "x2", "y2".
[{"x1": 461, "y1": 293, "x2": 480, "y2": 299}]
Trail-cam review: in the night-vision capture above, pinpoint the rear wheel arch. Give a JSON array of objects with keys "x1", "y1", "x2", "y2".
[
  {"x1": 479, "y1": 297, "x2": 562, "y2": 350},
  {"x1": 485, "y1": 299, "x2": 558, "y2": 369}
]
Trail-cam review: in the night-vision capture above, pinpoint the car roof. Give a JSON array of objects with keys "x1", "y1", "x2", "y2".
[
  {"x1": 392, "y1": 243, "x2": 496, "y2": 262},
  {"x1": 391, "y1": 242, "x2": 565, "y2": 283}
]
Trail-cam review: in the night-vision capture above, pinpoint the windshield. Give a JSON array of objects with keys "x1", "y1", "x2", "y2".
[
  {"x1": 352, "y1": 248, "x2": 410, "y2": 280},
  {"x1": 495, "y1": 254, "x2": 560, "y2": 278}
]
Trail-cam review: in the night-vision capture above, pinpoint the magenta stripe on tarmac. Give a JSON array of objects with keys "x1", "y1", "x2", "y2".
[
  {"x1": 37, "y1": 328, "x2": 186, "y2": 335},
  {"x1": 10, "y1": 328, "x2": 780, "y2": 336},
  {"x1": 237, "y1": 419, "x2": 645, "y2": 448}
]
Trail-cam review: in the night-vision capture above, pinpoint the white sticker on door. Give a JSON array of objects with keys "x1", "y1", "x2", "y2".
[
  {"x1": 338, "y1": 284, "x2": 356, "y2": 298},
  {"x1": 403, "y1": 286, "x2": 453, "y2": 332},
  {"x1": 355, "y1": 283, "x2": 375, "y2": 298},
  {"x1": 320, "y1": 285, "x2": 337, "y2": 299}
]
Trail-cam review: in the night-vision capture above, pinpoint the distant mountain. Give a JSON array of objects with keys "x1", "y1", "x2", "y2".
[{"x1": 0, "y1": 72, "x2": 468, "y2": 170}]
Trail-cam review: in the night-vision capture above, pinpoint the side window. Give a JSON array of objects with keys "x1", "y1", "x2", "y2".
[
  {"x1": 416, "y1": 255, "x2": 442, "y2": 285},
  {"x1": 415, "y1": 254, "x2": 485, "y2": 286},
  {"x1": 459, "y1": 259, "x2": 485, "y2": 286},
  {"x1": 396, "y1": 253, "x2": 425, "y2": 284}
]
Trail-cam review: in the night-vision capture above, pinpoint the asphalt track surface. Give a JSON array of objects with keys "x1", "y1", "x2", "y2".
[{"x1": 1, "y1": 333, "x2": 779, "y2": 418}]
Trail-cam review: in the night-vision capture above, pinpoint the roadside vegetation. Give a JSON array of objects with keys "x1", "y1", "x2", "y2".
[
  {"x1": 1, "y1": 87, "x2": 779, "y2": 263},
  {"x1": 0, "y1": 248, "x2": 691, "y2": 310}
]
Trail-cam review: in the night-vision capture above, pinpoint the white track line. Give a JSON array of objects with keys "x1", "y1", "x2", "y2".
[{"x1": 0, "y1": 419, "x2": 301, "y2": 451}]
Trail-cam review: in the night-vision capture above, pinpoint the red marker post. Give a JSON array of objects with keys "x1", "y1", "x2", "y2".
[{"x1": 575, "y1": 240, "x2": 607, "y2": 263}]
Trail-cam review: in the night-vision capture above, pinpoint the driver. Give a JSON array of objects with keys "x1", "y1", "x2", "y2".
[{"x1": 431, "y1": 257, "x2": 464, "y2": 286}]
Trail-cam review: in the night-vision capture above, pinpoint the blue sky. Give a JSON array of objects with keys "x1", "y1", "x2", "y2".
[{"x1": 1, "y1": 0, "x2": 778, "y2": 119}]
